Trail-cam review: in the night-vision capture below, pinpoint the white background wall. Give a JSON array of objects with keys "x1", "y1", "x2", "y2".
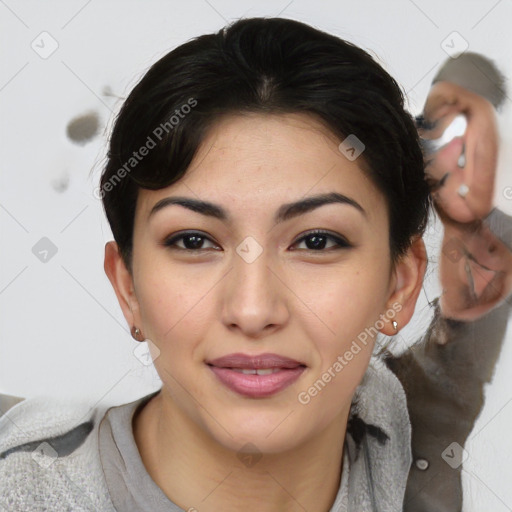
[{"x1": 1, "y1": 1, "x2": 511, "y2": 510}]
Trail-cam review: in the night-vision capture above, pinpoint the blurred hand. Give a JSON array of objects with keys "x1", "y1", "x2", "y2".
[
  {"x1": 438, "y1": 221, "x2": 512, "y2": 321},
  {"x1": 418, "y1": 80, "x2": 499, "y2": 224},
  {"x1": 418, "y1": 80, "x2": 512, "y2": 320}
]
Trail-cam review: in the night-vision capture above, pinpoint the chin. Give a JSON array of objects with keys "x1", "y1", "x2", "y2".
[{"x1": 204, "y1": 414, "x2": 310, "y2": 456}]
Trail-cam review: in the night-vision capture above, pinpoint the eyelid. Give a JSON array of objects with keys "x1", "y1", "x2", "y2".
[
  {"x1": 163, "y1": 229, "x2": 351, "y2": 252},
  {"x1": 292, "y1": 229, "x2": 351, "y2": 249},
  {"x1": 163, "y1": 230, "x2": 220, "y2": 251}
]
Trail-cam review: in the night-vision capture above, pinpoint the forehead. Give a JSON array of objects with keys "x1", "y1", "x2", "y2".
[{"x1": 136, "y1": 112, "x2": 387, "y2": 227}]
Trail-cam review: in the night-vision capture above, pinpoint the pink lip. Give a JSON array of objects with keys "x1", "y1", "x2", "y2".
[
  {"x1": 206, "y1": 352, "x2": 305, "y2": 369},
  {"x1": 206, "y1": 352, "x2": 307, "y2": 398}
]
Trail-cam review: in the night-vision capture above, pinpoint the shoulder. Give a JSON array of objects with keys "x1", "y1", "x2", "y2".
[
  {"x1": 344, "y1": 356, "x2": 413, "y2": 509},
  {"x1": 0, "y1": 395, "x2": 116, "y2": 512},
  {"x1": 353, "y1": 355, "x2": 411, "y2": 433},
  {"x1": 0, "y1": 394, "x2": 106, "y2": 463}
]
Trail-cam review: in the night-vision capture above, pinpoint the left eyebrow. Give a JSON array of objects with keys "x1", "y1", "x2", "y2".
[{"x1": 148, "y1": 191, "x2": 367, "y2": 224}]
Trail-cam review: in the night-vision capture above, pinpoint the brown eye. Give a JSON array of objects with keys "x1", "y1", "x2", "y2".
[
  {"x1": 291, "y1": 230, "x2": 351, "y2": 251},
  {"x1": 163, "y1": 231, "x2": 219, "y2": 251}
]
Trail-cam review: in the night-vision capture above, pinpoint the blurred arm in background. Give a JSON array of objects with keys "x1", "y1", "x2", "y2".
[{"x1": 384, "y1": 52, "x2": 512, "y2": 511}]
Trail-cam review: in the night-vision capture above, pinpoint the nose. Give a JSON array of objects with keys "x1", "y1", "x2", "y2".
[{"x1": 220, "y1": 246, "x2": 290, "y2": 339}]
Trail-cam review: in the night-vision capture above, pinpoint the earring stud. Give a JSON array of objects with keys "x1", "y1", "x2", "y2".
[
  {"x1": 392, "y1": 320, "x2": 398, "y2": 332},
  {"x1": 131, "y1": 325, "x2": 144, "y2": 342}
]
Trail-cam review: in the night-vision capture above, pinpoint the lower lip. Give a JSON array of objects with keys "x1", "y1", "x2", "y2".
[{"x1": 208, "y1": 365, "x2": 306, "y2": 398}]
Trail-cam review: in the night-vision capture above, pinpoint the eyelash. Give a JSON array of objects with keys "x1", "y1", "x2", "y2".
[{"x1": 162, "y1": 229, "x2": 351, "y2": 253}]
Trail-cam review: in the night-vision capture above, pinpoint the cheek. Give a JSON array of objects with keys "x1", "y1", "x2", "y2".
[
  {"x1": 292, "y1": 263, "x2": 388, "y2": 403},
  {"x1": 294, "y1": 273, "x2": 379, "y2": 425},
  {"x1": 135, "y1": 254, "x2": 217, "y2": 343},
  {"x1": 294, "y1": 264, "x2": 388, "y2": 346},
  {"x1": 137, "y1": 273, "x2": 211, "y2": 396}
]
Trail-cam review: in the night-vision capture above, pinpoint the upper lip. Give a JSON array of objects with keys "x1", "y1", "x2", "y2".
[{"x1": 206, "y1": 352, "x2": 306, "y2": 369}]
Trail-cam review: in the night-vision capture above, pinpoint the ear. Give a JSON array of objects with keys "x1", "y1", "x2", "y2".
[
  {"x1": 104, "y1": 241, "x2": 142, "y2": 334},
  {"x1": 379, "y1": 236, "x2": 428, "y2": 336}
]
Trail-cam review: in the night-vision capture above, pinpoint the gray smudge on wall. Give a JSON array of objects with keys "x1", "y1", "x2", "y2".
[{"x1": 66, "y1": 111, "x2": 100, "y2": 145}]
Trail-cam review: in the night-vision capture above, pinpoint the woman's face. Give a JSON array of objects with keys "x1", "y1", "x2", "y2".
[{"x1": 121, "y1": 112, "x2": 403, "y2": 453}]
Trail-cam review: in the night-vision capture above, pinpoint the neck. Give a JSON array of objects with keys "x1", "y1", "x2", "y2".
[{"x1": 133, "y1": 390, "x2": 349, "y2": 512}]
